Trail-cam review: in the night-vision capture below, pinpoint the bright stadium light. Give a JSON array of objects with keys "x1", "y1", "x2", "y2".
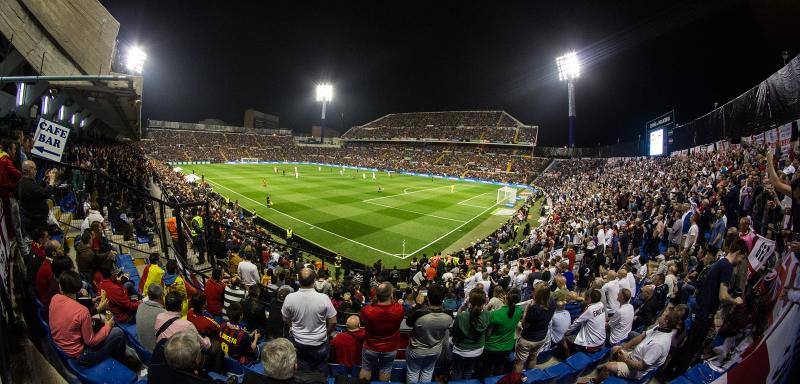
[
  {"x1": 556, "y1": 51, "x2": 580, "y2": 81},
  {"x1": 316, "y1": 83, "x2": 333, "y2": 142},
  {"x1": 316, "y1": 83, "x2": 333, "y2": 102},
  {"x1": 125, "y1": 46, "x2": 147, "y2": 74},
  {"x1": 556, "y1": 51, "x2": 580, "y2": 150}
]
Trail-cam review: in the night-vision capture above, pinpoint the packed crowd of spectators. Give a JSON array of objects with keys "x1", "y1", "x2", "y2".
[
  {"x1": 7, "y1": 115, "x2": 799, "y2": 384},
  {"x1": 342, "y1": 111, "x2": 536, "y2": 143},
  {"x1": 143, "y1": 130, "x2": 548, "y2": 184}
]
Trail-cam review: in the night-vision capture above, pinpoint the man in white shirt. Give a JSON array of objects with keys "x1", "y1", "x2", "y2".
[
  {"x1": 81, "y1": 202, "x2": 105, "y2": 232},
  {"x1": 596, "y1": 225, "x2": 607, "y2": 252},
  {"x1": 237, "y1": 253, "x2": 260, "y2": 288},
  {"x1": 282, "y1": 268, "x2": 337, "y2": 383},
  {"x1": 664, "y1": 265, "x2": 678, "y2": 301},
  {"x1": 597, "y1": 308, "x2": 680, "y2": 381},
  {"x1": 566, "y1": 289, "x2": 606, "y2": 353},
  {"x1": 684, "y1": 215, "x2": 699, "y2": 251},
  {"x1": 601, "y1": 270, "x2": 621, "y2": 316},
  {"x1": 608, "y1": 288, "x2": 634, "y2": 345},
  {"x1": 616, "y1": 268, "x2": 632, "y2": 293},
  {"x1": 625, "y1": 267, "x2": 637, "y2": 298}
]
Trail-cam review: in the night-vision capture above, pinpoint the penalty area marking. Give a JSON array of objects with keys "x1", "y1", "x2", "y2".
[
  {"x1": 204, "y1": 178, "x2": 402, "y2": 259},
  {"x1": 363, "y1": 185, "x2": 452, "y2": 203},
  {"x1": 363, "y1": 200, "x2": 466, "y2": 223},
  {"x1": 401, "y1": 202, "x2": 498, "y2": 259}
]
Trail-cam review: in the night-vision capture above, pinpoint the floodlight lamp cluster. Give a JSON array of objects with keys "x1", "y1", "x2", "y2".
[
  {"x1": 316, "y1": 84, "x2": 333, "y2": 102},
  {"x1": 556, "y1": 51, "x2": 580, "y2": 81},
  {"x1": 125, "y1": 46, "x2": 147, "y2": 74}
]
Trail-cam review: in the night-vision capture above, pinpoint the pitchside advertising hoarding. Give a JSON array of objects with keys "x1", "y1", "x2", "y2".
[{"x1": 646, "y1": 110, "x2": 675, "y2": 156}]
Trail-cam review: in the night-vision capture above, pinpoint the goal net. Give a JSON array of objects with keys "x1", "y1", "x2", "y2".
[
  {"x1": 496, "y1": 186, "x2": 517, "y2": 207},
  {"x1": 240, "y1": 157, "x2": 260, "y2": 163}
]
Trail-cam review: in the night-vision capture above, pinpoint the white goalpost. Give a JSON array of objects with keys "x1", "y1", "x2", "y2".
[{"x1": 496, "y1": 186, "x2": 517, "y2": 207}]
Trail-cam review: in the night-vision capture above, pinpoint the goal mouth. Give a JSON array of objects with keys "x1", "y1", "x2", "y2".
[{"x1": 496, "y1": 186, "x2": 517, "y2": 207}]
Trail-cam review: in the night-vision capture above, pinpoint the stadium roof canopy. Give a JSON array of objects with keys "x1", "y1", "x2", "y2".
[{"x1": 0, "y1": 0, "x2": 142, "y2": 139}]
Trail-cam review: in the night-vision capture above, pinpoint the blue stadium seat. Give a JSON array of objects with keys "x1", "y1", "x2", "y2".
[
  {"x1": 390, "y1": 366, "x2": 406, "y2": 382},
  {"x1": 565, "y1": 351, "x2": 601, "y2": 376},
  {"x1": 136, "y1": 234, "x2": 152, "y2": 245},
  {"x1": 117, "y1": 323, "x2": 151, "y2": 364},
  {"x1": 668, "y1": 376, "x2": 696, "y2": 384},
  {"x1": 329, "y1": 363, "x2": 350, "y2": 378},
  {"x1": 449, "y1": 380, "x2": 482, "y2": 384},
  {"x1": 224, "y1": 356, "x2": 246, "y2": 375},
  {"x1": 522, "y1": 368, "x2": 551, "y2": 384},
  {"x1": 543, "y1": 362, "x2": 579, "y2": 384},
  {"x1": 54, "y1": 343, "x2": 137, "y2": 384},
  {"x1": 683, "y1": 363, "x2": 723, "y2": 384},
  {"x1": 601, "y1": 368, "x2": 658, "y2": 384},
  {"x1": 536, "y1": 346, "x2": 555, "y2": 365},
  {"x1": 483, "y1": 375, "x2": 505, "y2": 384}
]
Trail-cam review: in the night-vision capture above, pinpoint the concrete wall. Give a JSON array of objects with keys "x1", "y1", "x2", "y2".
[{"x1": 0, "y1": 0, "x2": 119, "y2": 76}]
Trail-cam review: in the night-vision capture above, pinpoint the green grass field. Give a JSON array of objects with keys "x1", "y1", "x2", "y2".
[{"x1": 182, "y1": 163, "x2": 525, "y2": 267}]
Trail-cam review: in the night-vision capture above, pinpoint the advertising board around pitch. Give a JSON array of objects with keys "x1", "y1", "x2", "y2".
[{"x1": 31, "y1": 118, "x2": 71, "y2": 162}]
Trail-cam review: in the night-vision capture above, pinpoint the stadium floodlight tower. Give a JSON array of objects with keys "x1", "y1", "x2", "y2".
[
  {"x1": 316, "y1": 83, "x2": 333, "y2": 142},
  {"x1": 556, "y1": 51, "x2": 580, "y2": 150},
  {"x1": 125, "y1": 46, "x2": 147, "y2": 74}
]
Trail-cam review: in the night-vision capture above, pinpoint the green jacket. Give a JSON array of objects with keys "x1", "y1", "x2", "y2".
[{"x1": 452, "y1": 309, "x2": 490, "y2": 351}]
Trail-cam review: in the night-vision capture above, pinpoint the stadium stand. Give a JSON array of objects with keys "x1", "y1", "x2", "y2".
[
  {"x1": 342, "y1": 111, "x2": 538, "y2": 144},
  {"x1": 0, "y1": 0, "x2": 799, "y2": 383}
]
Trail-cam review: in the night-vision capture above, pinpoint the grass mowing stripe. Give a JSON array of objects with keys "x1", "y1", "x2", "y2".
[
  {"x1": 203, "y1": 178, "x2": 403, "y2": 259},
  {"x1": 403, "y1": 203, "x2": 499, "y2": 258}
]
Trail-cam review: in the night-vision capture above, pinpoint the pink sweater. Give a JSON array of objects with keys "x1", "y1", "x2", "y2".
[{"x1": 49, "y1": 294, "x2": 110, "y2": 358}]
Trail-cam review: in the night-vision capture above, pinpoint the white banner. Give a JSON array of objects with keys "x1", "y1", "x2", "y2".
[
  {"x1": 748, "y1": 235, "x2": 776, "y2": 272},
  {"x1": 31, "y1": 118, "x2": 70, "y2": 162}
]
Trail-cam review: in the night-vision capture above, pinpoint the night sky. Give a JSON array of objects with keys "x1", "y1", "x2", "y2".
[{"x1": 101, "y1": 0, "x2": 800, "y2": 147}]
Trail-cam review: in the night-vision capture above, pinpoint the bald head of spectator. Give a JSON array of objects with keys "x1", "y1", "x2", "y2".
[
  {"x1": 376, "y1": 281, "x2": 393, "y2": 303},
  {"x1": 21, "y1": 160, "x2": 36, "y2": 177},
  {"x1": 260, "y1": 338, "x2": 296, "y2": 380},
  {"x1": 346, "y1": 315, "x2": 360, "y2": 331},
  {"x1": 298, "y1": 268, "x2": 316, "y2": 288},
  {"x1": 165, "y1": 330, "x2": 203, "y2": 372}
]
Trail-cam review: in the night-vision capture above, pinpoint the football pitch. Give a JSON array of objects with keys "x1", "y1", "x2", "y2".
[{"x1": 183, "y1": 163, "x2": 526, "y2": 267}]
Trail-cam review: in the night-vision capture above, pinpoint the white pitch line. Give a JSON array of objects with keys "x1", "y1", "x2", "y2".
[
  {"x1": 363, "y1": 200, "x2": 466, "y2": 223},
  {"x1": 402, "y1": 203, "x2": 498, "y2": 259},
  {"x1": 204, "y1": 179, "x2": 403, "y2": 259},
  {"x1": 459, "y1": 203, "x2": 495, "y2": 209},
  {"x1": 363, "y1": 185, "x2": 452, "y2": 203},
  {"x1": 457, "y1": 192, "x2": 491, "y2": 206}
]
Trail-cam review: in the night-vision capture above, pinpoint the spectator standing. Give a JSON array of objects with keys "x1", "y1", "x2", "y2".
[
  {"x1": 566, "y1": 289, "x2": 606, "y2": 354},
  {"x1": 242, "y1": 284, "x2": 269, "y2": 337},
  {"x1": 223, "y1": 276, "x2": 246, "y2": 320},
  {"x1": 608, "y1": 288, "x2": 634, "y2": 345},
  {"x1": 514, "y1": 284, "x2": 554, "y2": 372},
  {"x1": 406, "y1": 284, "x2": 453, "y2": 383},
  {"x1": 601, "y1": 271, "x2": 620, "y2": 316},
  {"x1": 451, "y1": 288, "x2": 490, "y2": 380},
  {"x1": 281, "y1": 268, "x2": 337, "y2": 384},
  {"x1": 17, "y1": 160, "x2": 56, "y2": 235},
  {"x1": 359, "y1": 282, "x2": 405, "y2": 382},
  {"x1": 482, "y1": 288, "x2": 522, "y2": 377},
  {"x1": 238, "y1": 253, "x2": 260, "y2": 288},
  {"x1": 203, "y1": 268, "x2": 226, "y2": 317},
  {"x1": 140, "y1": 253, "x2": 165, "y2": 296},
  {"x1": 266, "y1": 288, "x2": 291, "y2": 339}
]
